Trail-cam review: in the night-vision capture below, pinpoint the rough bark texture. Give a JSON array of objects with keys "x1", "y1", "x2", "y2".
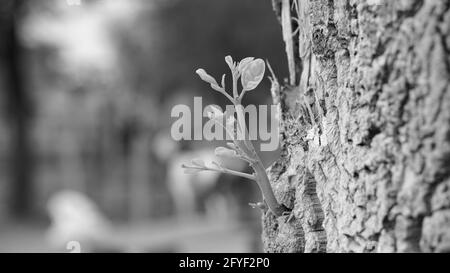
[{"x1": 263, "y1": 0, "x2": 450, "y2": 252}]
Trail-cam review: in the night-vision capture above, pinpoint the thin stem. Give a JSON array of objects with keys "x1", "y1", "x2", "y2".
[
  {"x1": 219, "y1": 89, "x2": 235, "y2": 104},
  {"x1": 238, "y1": 90, "x2": 246, "y2": 102},
  {"x1": 232, "y1": 71, "x2": 238, "y2": 99},
  {"x1": 252, "y1": 156, "x2": 287, "y2": 217},
  {"x1": 234, "y1": 104, "x2": 253, "y2": 152},
  {"x1": 233, "y1": 103, "x2": 289, "y2": 217},
  {"x1": 211, "y1": 117, "x2": 236, "y2": 145},
  {"x1": 215, "y1": 166, "x2": 255, "y2": 181},
  {"x1": 183, "y1": 165, "x2": 256, "y2": 181}
]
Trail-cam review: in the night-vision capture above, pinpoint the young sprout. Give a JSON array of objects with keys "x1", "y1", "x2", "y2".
[{"x1": 183, "y1": 56, "x2": 290, "y2": 217}]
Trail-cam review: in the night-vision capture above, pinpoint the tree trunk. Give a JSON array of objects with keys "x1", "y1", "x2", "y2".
[{"x1": 263, "y1": 0, "x2": 450, "y2": 253}]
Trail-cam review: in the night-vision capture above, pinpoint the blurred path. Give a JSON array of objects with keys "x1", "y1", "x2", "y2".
[{"x1": 0, "y1": 216, "x2": 258, "y2": 253}]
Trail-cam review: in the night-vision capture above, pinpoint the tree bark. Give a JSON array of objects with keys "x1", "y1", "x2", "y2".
[{"x1": 263, "y1": 0, "x2": 450, "y2": 253}]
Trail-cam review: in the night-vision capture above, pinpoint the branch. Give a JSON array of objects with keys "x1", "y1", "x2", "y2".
[{"x1": 182, "y1": 164, "x2": 256, "y2": 181}]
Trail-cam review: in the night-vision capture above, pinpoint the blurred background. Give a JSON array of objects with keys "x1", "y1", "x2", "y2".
[{"x1": 0, "y1": 0, "x2": 287, "y2": 252}]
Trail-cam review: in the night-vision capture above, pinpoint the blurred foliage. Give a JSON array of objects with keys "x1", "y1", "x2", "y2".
[
  {"x1": 1, "y1": 0, "x2": 288, "y2": 222},
  {"x1": 116, "y1": 0, "x2": 288, "y2": 106}
]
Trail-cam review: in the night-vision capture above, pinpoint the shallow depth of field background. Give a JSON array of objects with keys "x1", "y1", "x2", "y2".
[{"x1": 0, "y1": 0, "x2": 288, "y2": 252}]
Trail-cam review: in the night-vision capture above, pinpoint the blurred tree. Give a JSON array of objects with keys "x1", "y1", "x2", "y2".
[
  {"x1": 115, "y1": 0, "x2": 288, "y2": 107},
  {"x1": 0, "y1": 0, "x2": 34, "y2": 219},
  {"x1": 1, "y1": 0, "x2": 289, "y2": 222}
]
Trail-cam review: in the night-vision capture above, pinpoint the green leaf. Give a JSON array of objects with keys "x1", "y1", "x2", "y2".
[
  {"x1": 211, "y1": 161, "x2": 222, "y2": 169},
  {"x1": 196, "y1": 68, "x2": 218, "y2": 85},
  {"x1": 214, "y1": 147, "x2": 237, "y2": 158},
  {"x1": 225, "y1": 55, "x2": 234, "y2": 70},
  {"x1": 226, "y1": 142, "x2": 238, "y2": 150},
  {"x1": 241, "y1": 59, "x2": 265, "y2": 91},
  {"x1": 221, "y1": 74, "x2": 226, "y2": 89},
  {"x1": 210, "y1": 83, "x2": 223, "y2": 92},
  {"x1": 191, "y1": 158, "x2": 206, "y2": 167},
  {"x1": 238, "y1": 57, "x2": 254, "y2": 72}
]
